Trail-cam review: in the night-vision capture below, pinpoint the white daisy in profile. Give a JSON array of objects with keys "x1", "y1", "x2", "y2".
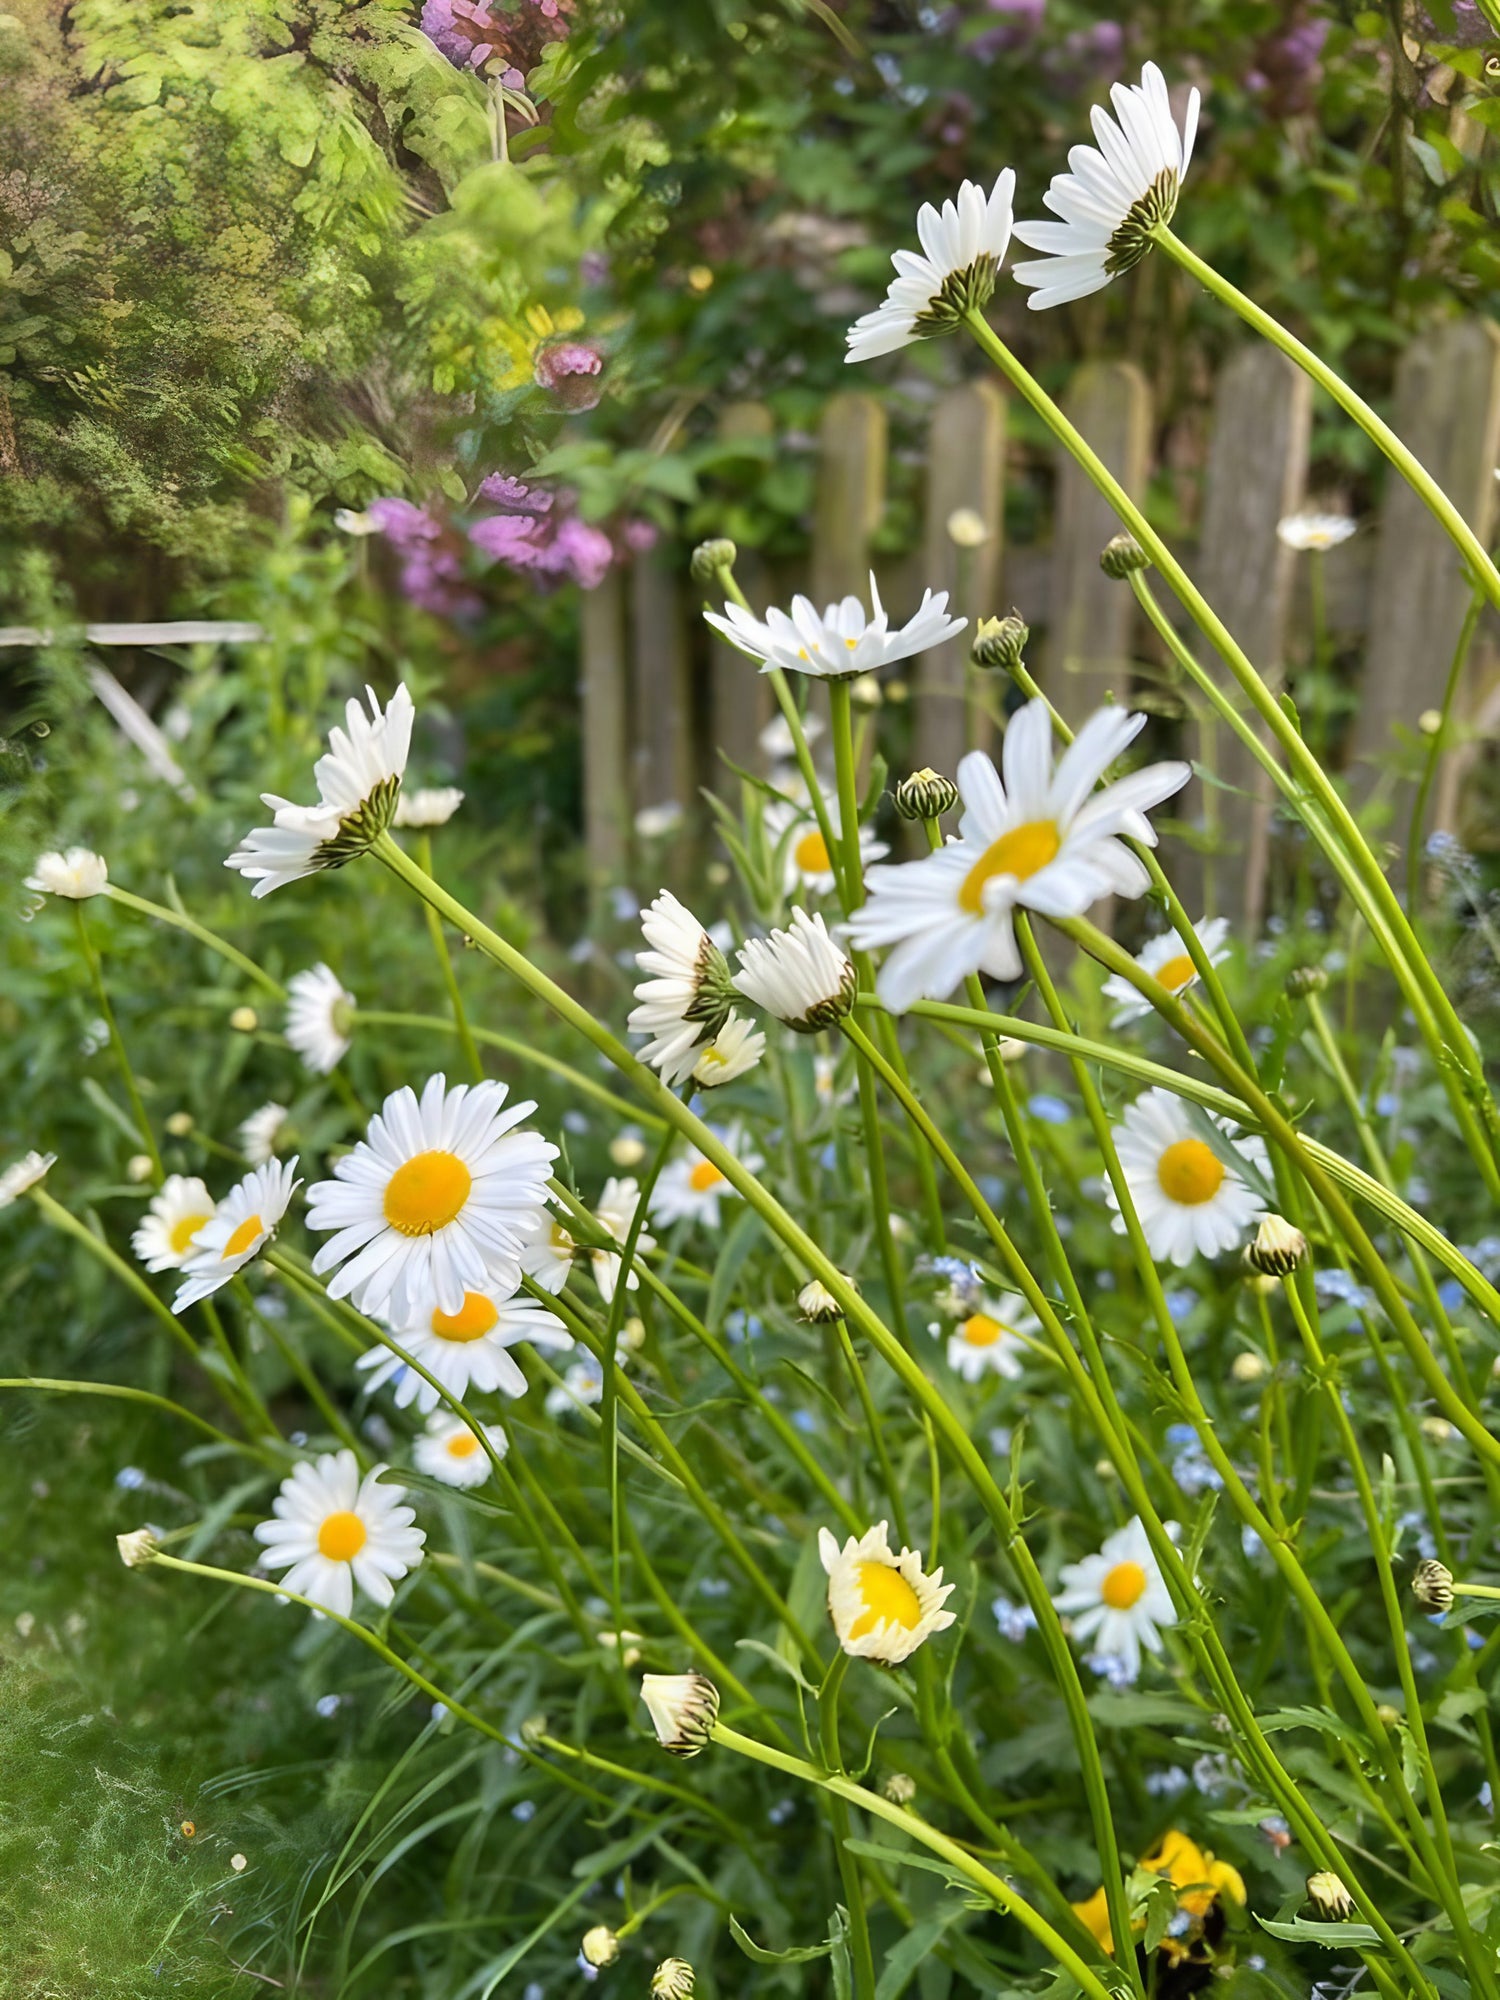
[
  {"x1": 306, "y1": 1075, "x2": 557, "y2": 1323},
  {"x1": 132, "y1": 1174, "x2": 215, "y2": 1273},
  {"x1": 846, "y1": 700, "x2": 1189, "y2": 1012},
  {"x1": 253, "y1": 1449, "x2": 425, "y2": 1620},
  {"x1": 705, "y1": 574, "x2": 965, "y2": 682},
  {"x1": 627, "y1": 891, "x2": 734, "y2": 1086},
  {"x1": 239, "y1": 1101, "x2": 291, "y2": 1166},
  {"x1": 520, "y1": 1210, "x2": 576, "y2": 1293},
  {"x1": 589, "y1": 1177, "x2": 656, "y2": 1303},
  {"x1": 413, "y1": 1410, "x2": 508, "y2": 1487},
  {"x1": 1012, "y1": 63, "x2": 1200, "y2": 310},
  {"x1": 1101, "y1": 917, "x2": 1230, "y2": 1026},
  {"x1": 393, "y1": 786, "x2": 464, "y2": 829},
  {"x1": 226, "y1": 683, "x2": 414, "y2": 898},
  {"x1": 1276, "y1": 512, "x2": 1357, "y2": 553},
  {"x1": 285, "y1": 964, "x2": 356, "y2": 1074},
  {"x1": 0, "y1": 1150, "x2": 56, "y2": 1209},
  {"x1": 1052, "y1": 1515, "x2": 1176, "y2": 1679},
  {"x1": 545, "y1": 1347, "x2": 607, "y2": 1416},
  {"x1": 819, "y1": 1521, "x2": 957, "y2": 1665},
  {"x1": 357, "y1": 1285, "x2": 569, "y2": 1410},
  {"x1": 942, "y1": 1293, "x2": 1038, "y2": 1383},
  {"x1": 734, "y1": 907, "x2": 857, "y2": 1032},
  {"x1": 765, "y1": 790, "x2": 888, "y2": 896},
  {"x1": 691, "y1": 1012, "x2": 766, "y2": 1089},
  {"x1": 650, "y1": 1129, "x2": 762, "y2": 1231},
  {"x1": 845, "y1": 172, "x2": 1016, "y2": 362},
  {"x1": 173, "y1": 1158, "x2": 301, "y2": 1310},
  {"x1": 1108, "y1": 1088, "x2": 1268, "y2": 1265},
  {"x1": 25, "y1": 848, "x2": 108, "y2": 900}
]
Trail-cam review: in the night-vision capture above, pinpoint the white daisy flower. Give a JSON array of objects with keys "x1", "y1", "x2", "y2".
[
  {"x1": 818, "y1": 1520, "x2": 957, "y2": 1665},
  {"x1": 942, "y1": 1293, "x2": 1037, "y2": 1383},
  {"x1": 844, "y1": 172, "x2": 1016, "y2": 362},
  {"x1": 846, "y1": 700, "x2": 1190, "y2": 1012},
  {"x1": 1101, "y1": 917, "x2": 1231, "y2": 1026},
  {"x1": 705, "y1": 573, "x2": 965, "y2": 683},
  {"x1": 1012, "y1": 63, "x2": 1200, "y2": 310},
  {"x1": 306, "y1": 1075, "x2": 556, "y2": 1323},
  {"x1": 626, "y1": 891, "x2": 734, "y2": 1087},
  {"x1": 131, "y1": 1174, "x2": 215, "y2": 1273},
  {"x1": 1052, "y1": 1514, "x2": 1177, "y2": 1679},
  {"x1": 765, "y1": 791, "x2": 888, "y2": 896},
  {"x1": 650, "y1": 1128, "x2": 762, "y2": 1231},
  {"x1": 520, "y1": 1210, "x2": 577, "y2": 1294},
  {"x1": 0, "y1": 1150, "x2": 56, "y2": 1209},
  {"x1": 733, "y1": 907, "x2": 857, "y2": 1032},
  {"x1": 357, "y1": 1284, "x2": 569, "y2": 1411},
  {"x1": 413, "y1": 1410, "x2": 508, "y2": 1487},
  {"x1": 285, "y1": 964, "x2": 356, "y2": 1074},
  {"x1": 393, "y1": 786, "x2": 464, "y2": 829},
  {"x1": 1108, "y1": 1087, "x2": 1269, "y2": 1265},
  {"x1": 758, "y1": 711, "x2": 825, "y2": 762},
  {"x1": 1276, "y1": 512, "x2": 1357, "y2": 553},
  {"x1": 226, "y1": 683, "x2": 414, "y2": 898},
  {"x1": 545, "y1": 1348, "x2": 606, "y2": 1416},
  {"x1": 172, "y1": 1158, "x2": 301, "y2": 1311},
  {"x1": 25, "y1": 848, "x2": 108, "y2": 900},
  {"x1": 690, "y1": 1012, "x2": 766, "y2": 1089},
  {"x1": 239, "y1": 1102, "x2": 291, "y2": 1166},
  {"x1": 590, "y1": 1177, "x2": 656, "y2": 1303},
  {"x1": 253, "y1": 1448, "x2": 425, "y2": 1620}
]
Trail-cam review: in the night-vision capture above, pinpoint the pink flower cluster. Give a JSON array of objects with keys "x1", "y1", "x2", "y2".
[
  {"x1": 466, "y1": 474, "x2": 614, "y2": 590},
  {"x1": 419, "y1": 0, "x2": 570, "y2": 86},
  {"x1": 365, "y1": 498, "x2": 481, "y2": 618}
]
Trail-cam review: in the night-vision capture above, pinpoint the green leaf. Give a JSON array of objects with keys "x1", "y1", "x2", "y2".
[
  {"x1": 875, "y1": 1908, "x2": 971, "y2": 2000},
  {"x1": 729, "y1": 1914, "x2": 833, "y2": 1964},
  {"x1": 1256, "y1": 1914, "x2": 1381, "y2": 1946},
  {"x1": 707, "y1": 1207, "x2": 763, "y2": 1328}
]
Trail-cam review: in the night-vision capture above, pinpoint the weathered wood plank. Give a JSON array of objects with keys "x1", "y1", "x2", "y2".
[
  {"x1": 580, "y1": 568, "x2": 629, "y2": 885},
  {"x1": 708, "y1": 402, "x2": 775, "y2": 773},
  {"x1": 629, "y1": 548, "x2": 693, "y2": 834},
  {"x1": 812, "y1": 393, "x2": 887, "y2": 607}
]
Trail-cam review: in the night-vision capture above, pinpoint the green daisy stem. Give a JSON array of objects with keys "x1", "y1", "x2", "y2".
[
  {"x1": 102, "y1": 884, "x2": 287, "y2": 998},
  {"x1": 233, "y1": 1277, "x2": 363, "y2": 1459},
  {"x1": 354, "y1": 1011, "x2": 665, "y2": 1128},
  {"x1": 1454, "y1": 1582, "x2": 1500, "y2": 1602},
  {"x1": 74, "y1": 901, "x2": 162, "y2": 1181},
  {"x1": 412, "y1": 833, "x2": 485, "y2": 1084},
  {"x1": 1153, "y1": 223, "x2": 1500, "y2": 616},
  {"x1": 0, "y1": 1376, "x2": 265, "y2": 1459},
  {"x1": 818, "y1": 1649, "x2": 878, "y2": 2000},
  {"x1": 1406, "y1": 582, "x2": 1485, "y2": 912},
  {"x1": 28, "y1": 1186, "x2": 199, "y2": 1368}
]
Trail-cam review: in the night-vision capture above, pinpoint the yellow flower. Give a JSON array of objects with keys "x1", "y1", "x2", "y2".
[
  {"x1": 1072, "y1": 1830, "x2": 1245, "y2": 1959},
  {"x1": 1071, "y1": 1885, "x2": 1116, "y2": 1955}
]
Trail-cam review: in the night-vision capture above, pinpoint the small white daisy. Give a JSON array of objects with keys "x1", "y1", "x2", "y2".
[
  {"x1": 758, "y1": 711, "x2": 825, "y2": 763},
  {"x1": 131, "y1": 1174, "x2": 215, "y2": 1273},
  {"x1": 520, "y1": 1210, "x2": 576, "y2": 1293},
  {"x1": 650, "y1": 1128, "x2": 762, "y2": 1231},
  {"x1": 1012, "y1": 64, "x2": 1200, "y2": 310},
  {"x1": 239, "y1": 1102, "x2": 291, "y2": 1166},
  {"x1": 1053, "y1": 1515, "x2": 1176, "y2": 1679},
  {"x1": 226, "y1": 683, "x2": 414, "y2": 898},
  {"x1": 25, "y1": 848, "x2": 108, "y2": 900},
  {"x1": 253, "y1": 1448, "x2": 425, "y2": 1619},
  {"x1": 393, "y1": 786, "x2": 464, "y2": 828},
  {"x1": 413, "y1": 1410, "x2": 508, "y2": 1487},
  {"x1": 705, "y1": 573, "x2": 965, "y2": 683},
  {"x1": 845, "y1": 172, "x2": 1016, "y2": 362},
  {"x1": 172, "y1": 1158, "x2": 301, "y2": 1311},
  {"x1": 306, "y1": 1075, "x2": 557, "y2": 1323},
  {"x1": 690, "y1": 1012, "x2": 766, "y2": 1089},
  {"x1": 1108, "y1": 1087, "x2": 1268, "y2": 1265},
  {"x1": 734, "y1": 907, "x2": 857, "y2": 1032},
  {"x1": 357, "y1": 1284, "x2": 569, "y2": 1411},
  {"x1": 627, "y1": 891, "x2": 734, "y2": 1086},
  {"x1": 819, "y1": 1521, "x2": 957, "y2": 1665},
  {"x1": 545, "y1": 1347, "x2": 606, "y2": 1416},
  {"x1": 590, "y1": 1177, "x2": 656, "y2": 1303},
  {"x1": 1276, "y1": 512, "x2": 1357, "y2": 553},
  {"x1": 285, "y1": 964, "x2": 356, "y2": 1074},
  {"x1": 846, "y1": 700, "x2": 1189, "y2": 1012},
  {"x1": 942, "y1": 1293, "x2": 1037, "y2": 1383},
  {"x1": 1101, "y1": 917, "x2": 1231, "y2": 1025},
  {"x1": 765, "y1": 789, "x2": 888, "y2": 896},
  {"x1": 0, "y1": 1150, "x2": 56, "y2": 1209}
]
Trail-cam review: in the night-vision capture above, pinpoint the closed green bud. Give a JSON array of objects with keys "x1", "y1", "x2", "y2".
[
  {"x1": 894, "y1": 767, "x2": 959, "y2": 821},
  {"x1": 1285, "y1": 965, "x2": 1329, "y2": 998},
  {"x1": 1100, "y1": 534, "x2": 1149, "y2": 579},
  {"x1": 1411, "y1": 1559, "x2": 1454, "y2": 1613},
  {"x1": 690, "y1": 537, "x2": 737, "y2": 583},
  {"x1": 971, "y1": 612, "x2": 1029, "y2": 672}
]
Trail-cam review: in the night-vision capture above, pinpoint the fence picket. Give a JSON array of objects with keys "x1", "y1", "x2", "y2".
[
  {"x1": 580, "y1": 568, "x2": 629, "y2": 886},
  {"x1": 629, "y1": 548, "x2": 693, "y2": 829},
  {"x1": 812, "y1": 393, "x2": 887, "y2": 606},
  {"x1": 709, "y1": 402, "x2": 776, "y2": 773}
]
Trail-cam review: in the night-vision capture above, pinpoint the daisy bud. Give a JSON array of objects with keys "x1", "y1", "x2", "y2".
[
  {"x1": 1418, "y1": 708, "x2": 1442, "y2": 736},
  {"x1": 1420, "y1": 1416, "x2": 1452, "y2": 1444},
  {"x1": 640, "y1": 1671, "x2": 720, "y2": 1756},
  {"x1": 230, "y1": 1852, "x2": 248, "y2": 1872},
  {"x1": 881, "y1": 1771, "x2": 917, "y2": 1806},
  {"x1": 970, "y1": 612, "x2": 1028, "y2": 673},
  {"x1": 117, "y1": 1527, "x2": 159, "y2": 1569},
  {"x1": 734, "y1": 909, "x2": 857, "y2": 1033},
  {"x1": 946, "y1": 507, "x2": 988, "y2": 549},
  {"x1": 1305, "y1": 1870, "x2": 1355, "y2": 1920},
  {"x1": 1375, "y1": 1702, "x2": 1401, "y2": 1727},
  {"x1": 1411, "y1": 1558, "x2": 1454, "y2": 1612},
  {"x1": 652, "y1": 1959, "x2": 695, "y2": 2000},
  {"x1": 126, "y1": 1154, "x2": 154, "y2": 1184},
  {"x1": 849, "y1": 672, "x2": 883, "y2": 709},
  {"x1": 1244, "y1": 1214, "x2": 1307, "y2": 1277},
  {"x1": 894, "y1": 768, "x2": 959, "y2": 821},
  {"x1": 690, "y1": 537, "x2": 737, "y2": 584},
  {"x1": 520, "y1": 1712, "x2": 549, "y2": 1746},
  {"x1": 796, "y1": 1278, "x2": 845, "y2": 1323},
  {"x1": 610, "y1": 1134, "x2": 647, "y2": 1170},
  {"x1": 1230, "y1": 1350, "x2": 1267, "y2": 1384},
  {"x1": 580, "y1": 1926, "x2": 621, "y2": 1969},
  {"x1": 165, "y1": 1112, "x2": 195, "y2": 1137},
  {"x1": 229, "y1": 1006, "x2": 259, "y2": 1033},
  {"x1": 1285, "y1": 965, "x2": 1329, "y2": 998},
  {"x1": 1100, "y1": 533, "x2": 1149, "y2": 579}
]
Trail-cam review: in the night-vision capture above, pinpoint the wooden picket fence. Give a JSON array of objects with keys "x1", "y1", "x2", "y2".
[{"x1": 580, "y1": 321, "x2": 1500, "y2": 925}]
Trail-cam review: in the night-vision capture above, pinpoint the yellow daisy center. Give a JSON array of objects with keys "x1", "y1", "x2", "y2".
[
  {"x1": 550, "y1": 1220, "x2": 574, "y2": 1254},
  {"x1": 383, "y1": 1150, "x2": 472, "y2": 1236},
  {"x1": 169, "y1": 1211, "x2": 211, "y2": 1255},
  {"x1": 317, "y1": 1510, "x2": 367, "y2": 1561},
  {"x1": 960, "y1": 1312, "x2": 1008, "y2": 1348},
  {"x1": 848, "y1": 1560, "x2": 923, "y2": 1638},
  {"x1": 1155, "y1": 950, "x2": 1198, "y2": 993},
  {"x1": 445, "y1": 1432, "x2": 480, "y2": 1459},
  {"x1": 689, "y1": 1160, "x2": 726, "y2": 1194},
  {"x1": 844, "y1": 636, "x2": 859, "y2": 649},
  {"x1": 1101, "y1": 1560, "x2": 1148, "y2": 1610},
  {"x1": 1156, "y1": 1138, "x2": 1225, "y2": 1206},
  {"x1": 430, "y1": 1292, "x2": 499, "y2": 1344},
  {"x1": 794, "y1": 829, "x2": 832, "y2": 875},
  {"x1": 222, "y1": 1214, "x2": 263, "y2": 1260},
  {"x1": 958, "y1": 819, "x2": 1060, "y2": 913}
]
